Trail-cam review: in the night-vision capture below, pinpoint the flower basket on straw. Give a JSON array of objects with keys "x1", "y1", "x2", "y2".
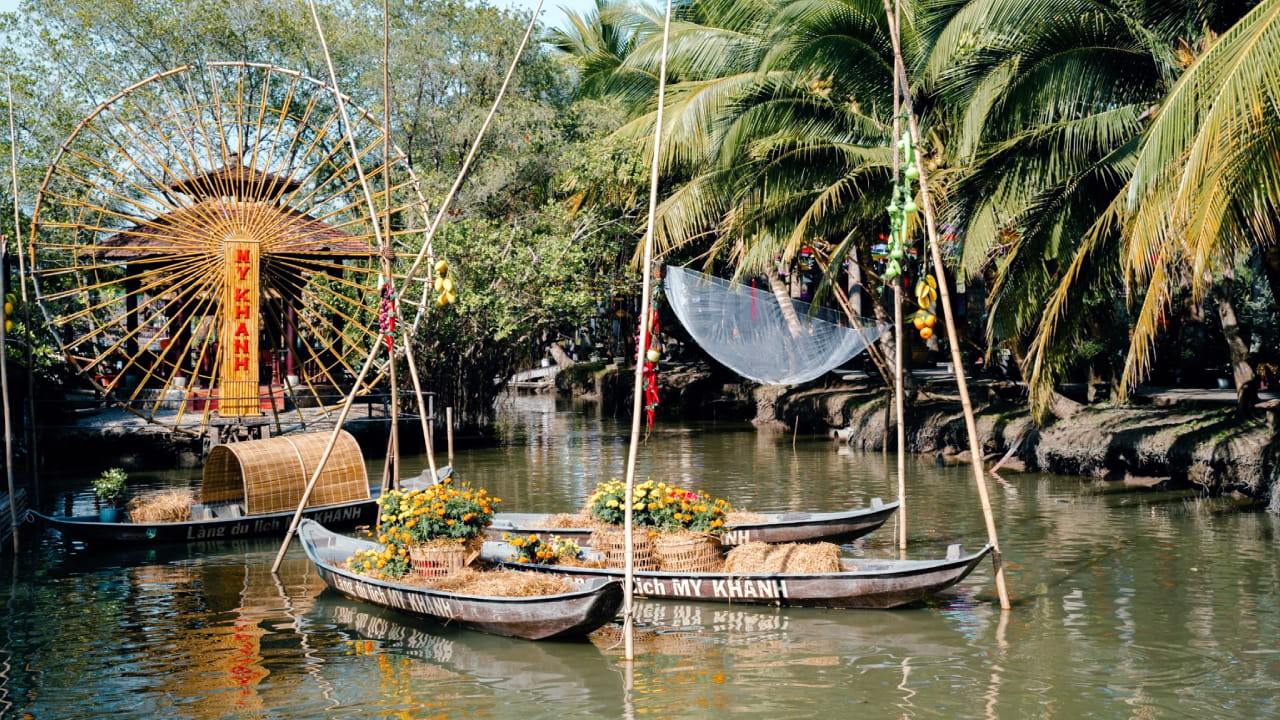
[
  {"x1": 408, "y1": 538, "x2": 471, "y2": 578},
  {"x1": 653, "y1": 531, "x2": 723, "y2": 572}
]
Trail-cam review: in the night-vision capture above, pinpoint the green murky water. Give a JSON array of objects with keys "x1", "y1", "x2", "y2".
[{"x1": 2, "y1": 393, "x2": 1278, "y2": 718}]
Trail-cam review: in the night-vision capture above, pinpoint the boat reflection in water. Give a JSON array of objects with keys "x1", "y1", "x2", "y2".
[{"x1": 301, "y1": 596, "x2": 626, "y2": 711}]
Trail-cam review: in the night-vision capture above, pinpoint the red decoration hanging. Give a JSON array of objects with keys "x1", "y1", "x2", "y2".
[
  {"x1": 642, "y1": 302, "x2": 661, "y2": 428},
  {"x1": 378, "y1": 281, "x2": 398, "y2": 352}
]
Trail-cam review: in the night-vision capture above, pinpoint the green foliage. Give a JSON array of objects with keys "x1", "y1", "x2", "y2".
[{"x1": 92, "y1": 467, "x2": 127, "y2": 506}]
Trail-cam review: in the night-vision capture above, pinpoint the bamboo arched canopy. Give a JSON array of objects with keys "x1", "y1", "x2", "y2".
[{"x1": 202, "y1": 430, "x2": 368, "y2": 515}]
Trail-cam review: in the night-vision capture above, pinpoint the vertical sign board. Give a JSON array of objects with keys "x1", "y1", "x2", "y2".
[{"x1": 219, "y1": 238, "x2": 262, "y2": 417}]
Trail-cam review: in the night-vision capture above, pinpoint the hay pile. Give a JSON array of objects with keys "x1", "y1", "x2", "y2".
[
  {"x1": 726, "y1": 510, "x2": 769, "y2": 524},
  {"x1": 532, "y1": 513, "x2": 596, "y2": 529},
  {"x1": 418, "y1": 568, "x2": 577, "y2": 597},
  {"x1": 127, "y1": 489, "x2": 195, "y2": 523},
  {"x1": 723, "y1": 542, "x2": 842, "y2": 574}
]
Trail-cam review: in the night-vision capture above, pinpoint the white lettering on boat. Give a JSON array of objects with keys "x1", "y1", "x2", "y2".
[
  {"x1": 628, "y1": 575, "x2": 785, "y2": 600},
  {"x1": 333, "y1": 574, "x2": 456, "y2": 618},
  {"x1": 311, "y1": 505, "x2": 365, "y2": 524},
  {"x1": 718, "y1": 529, "x2": 754, "y2": 545},
  {"x1": 186, "y1": 525, "x2": 227, "y2": 539}
]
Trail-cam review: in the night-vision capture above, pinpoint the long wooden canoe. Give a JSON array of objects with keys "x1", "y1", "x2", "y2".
[
  {"x1": 299, "y1": 520, "x2": 625, "y2": 640},
  {"x1": 32, "y1": 498, "x2": 378, "y2": 544},
  {"x1": 33, "y1": 465, "x2": 456, "y2": 546},
  {"x1": 487, "y1": 498, "x2": 899, "y2": 547},
  {"x1": 484, "y1": 541, "x2": 990, "y2": 609}
]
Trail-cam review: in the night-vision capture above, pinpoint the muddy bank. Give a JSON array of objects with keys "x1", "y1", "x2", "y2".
[{"x1": 587, "y1": 364, "x2": 1279, "y2": 511}]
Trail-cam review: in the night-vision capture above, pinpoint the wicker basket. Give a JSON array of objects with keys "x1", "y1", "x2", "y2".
[
  {"x1": 654, "y1": 532, "x2": 723, "y2": 573},
  {"x1": 588, "y1": 526, "x2": 659, "y2": 571},
  {"x1": 408, "y1": 537, "x2": 482, "y2": 578}
]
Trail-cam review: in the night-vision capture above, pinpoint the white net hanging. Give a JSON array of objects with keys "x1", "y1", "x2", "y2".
[{"x1": 664, "y1": 265, "x2": 889, "y2": 385}]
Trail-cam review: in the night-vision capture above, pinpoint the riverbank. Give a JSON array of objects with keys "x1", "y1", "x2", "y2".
[{"x1": 574, "y1": 362, "x2": 1279, "y2": 511}]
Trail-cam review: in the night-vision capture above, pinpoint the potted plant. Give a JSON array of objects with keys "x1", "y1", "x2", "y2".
[{"x1": 92, "y1": 467, "x2": 128, "y2": 522}]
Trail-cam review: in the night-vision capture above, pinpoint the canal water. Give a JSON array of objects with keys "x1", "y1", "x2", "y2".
[{"x1": 2, "y1": 393, "x2": 1278, "y2": 718}]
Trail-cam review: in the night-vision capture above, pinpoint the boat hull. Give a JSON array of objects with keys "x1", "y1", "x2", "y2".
[
  {"x1": 487, "y1": 499, "x2": 899, "y2": 547},
  {"x1": 300, "y1": 520, "x2": 625, "y2": 640},
  {"x1": 32, "y1": 499, "x2": 378, "y2": 544},
  {"x1": 485, "y1": 542, "x2": 990, "y2": 609}
]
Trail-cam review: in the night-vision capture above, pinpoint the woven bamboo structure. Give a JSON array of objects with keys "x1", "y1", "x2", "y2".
[
  {"x1": 201, "y1": 430, "x2": 368, "y2": 515},
  {"x1": 27, "y1": 62, "x2": 435, "y2": 432}
]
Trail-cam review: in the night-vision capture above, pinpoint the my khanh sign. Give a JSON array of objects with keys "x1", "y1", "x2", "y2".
[{"x1": 219, "y1": 237, "x2": 261, "y2": 416}]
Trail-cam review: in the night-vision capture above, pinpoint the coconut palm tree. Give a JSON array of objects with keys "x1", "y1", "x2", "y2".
[
  {"x1": 924, "y1": 0, "x2": 1263, "y2": 416},
  {"x1": 1119, "y1": 0, "x2": 1280, "y2": 408}
]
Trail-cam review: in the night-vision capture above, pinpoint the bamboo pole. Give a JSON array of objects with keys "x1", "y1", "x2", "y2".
[
  {"x1": 445, "y1": 406, "x2": 454, "y2": 466},
  {"x1": 6, "y1": 76, "x2": 34, "y2": 492},
  {"x1": 620, "y1": 0, "x2": 675, "y2": 662},
  {"x1": 881, "y1": 0, "x2": 1011, "y2": 609},
  {"x1": 382, "y1": 0, "x2": 400, "y2": 490},
  {"x1": 400, "y1": 329, "x2": 438, "y2": 479},
  {"x1": 887, "y1": 0, "x2": 907, "y2": 552},
  {"x1": 0, "y1": 236, "x2": 15, "y2": 550}
]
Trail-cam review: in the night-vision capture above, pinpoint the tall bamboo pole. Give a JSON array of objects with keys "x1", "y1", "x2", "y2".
[
  {"x1": 6, "y1": 76, "x2": 34, "y2": 496},
  {"x1": 881, "y1": 0, "x2": 1010, "y2": 609},
  {"x1": 621, "y1": 0, "x2": 675, "y2": 661},
  {"x1": 382, "y1": 0, "x2": 400, "y2": 489},
  {"x1": 889, "y1": 0, "x2": 907, "y2": 552},
  {"x1": 0, "y1": 236, "x2": 14, "y2": 551}
]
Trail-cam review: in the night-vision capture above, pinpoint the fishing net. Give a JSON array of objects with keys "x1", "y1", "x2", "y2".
[{"x1": 664, "y1": 265, "x2": 889, "y2": 385}]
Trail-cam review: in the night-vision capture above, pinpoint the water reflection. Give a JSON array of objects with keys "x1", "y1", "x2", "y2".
[{"x1": 2, "y1": 395, "x2": 1279, "y2": 718}]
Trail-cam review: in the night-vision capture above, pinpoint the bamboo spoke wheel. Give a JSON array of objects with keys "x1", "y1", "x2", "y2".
[{"x1": 29, "y1": 62, "x2": 431, "y2": 431}]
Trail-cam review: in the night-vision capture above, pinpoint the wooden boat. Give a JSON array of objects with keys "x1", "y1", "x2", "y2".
[
  {"x1": 298, "y1": 520, "x2": 625, "y2": 640},
  {"x1": 486, "y1": 498, "x2": 899, "y2": 547},
  {"x1": 34, "y1": 430, "x2": 449, "y2": 546},
  {"x1": 483, "y1": 541, "x2": 990, "y2": 609}
]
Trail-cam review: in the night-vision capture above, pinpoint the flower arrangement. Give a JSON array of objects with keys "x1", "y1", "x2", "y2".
[
  {"x1": 586, "y1": 478, "x2": 731, "y2": 535},
  {"x1": 348, "y1": 479, "x2": 501, "y2": 580},
  {"x1": 92, "y1": 467, "x2": 128, "y2": 507},
  {"x1": 347, "y1": 544, "x2": 411, "y2": 579},
  {"x1": 504, "y1": 533, "x2": 582, "y2": 565},
  {"x1": 376, "y1": 479, "x2": 500, "y2": 544}
]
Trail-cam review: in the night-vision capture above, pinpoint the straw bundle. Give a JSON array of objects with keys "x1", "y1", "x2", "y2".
[
  {"x1": 533, "y1": 513, "x2": 596, "y2": 529},
  {"x1": 723, "y1": 542, "x2": 842, "y2": 574},
  {"x1": 420, "y1": 568, "x2": 577, "y2": 597},
  {"x1": 127, "y1": 489, "x2": 195, "y2": 523},
  {"x1": 726, "y1": 511, "x2": 769, "y2": 524}
]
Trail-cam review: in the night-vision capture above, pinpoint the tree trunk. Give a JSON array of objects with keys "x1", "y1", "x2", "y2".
[
  {"x1": 1213, "y1": 274, "x2": 1258, "y2": 414},
  {"x1": 766, "y1": 266, "x2": 806, "y2": 339},
  {"x1": 1260, "y1": 245, "x2": 1280, "y2": 308}
]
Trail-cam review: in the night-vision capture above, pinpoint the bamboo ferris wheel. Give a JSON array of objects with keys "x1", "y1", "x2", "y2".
[{"x1": 29, "y1": 62, "x2": 432, "y2": 430}]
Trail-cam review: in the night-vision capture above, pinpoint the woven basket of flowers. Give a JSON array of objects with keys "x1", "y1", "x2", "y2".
[
  {"x1": 585, "y1": 479, "x2": 731, "y2": 572},
  {"x1": 653, "y1": 531, "x2": 723, "y2": 573},
  {"x1": 357, "y1": 480, "x2": 500, "y2": 580}
]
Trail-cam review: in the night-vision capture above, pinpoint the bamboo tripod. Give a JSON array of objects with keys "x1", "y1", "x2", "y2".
[
  {"x1": 272, "y1": 0, "x2": 545, "y2": 572},
  {"x1": 882, "y1": 0, "x2": 1011, "y2": 609}
]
